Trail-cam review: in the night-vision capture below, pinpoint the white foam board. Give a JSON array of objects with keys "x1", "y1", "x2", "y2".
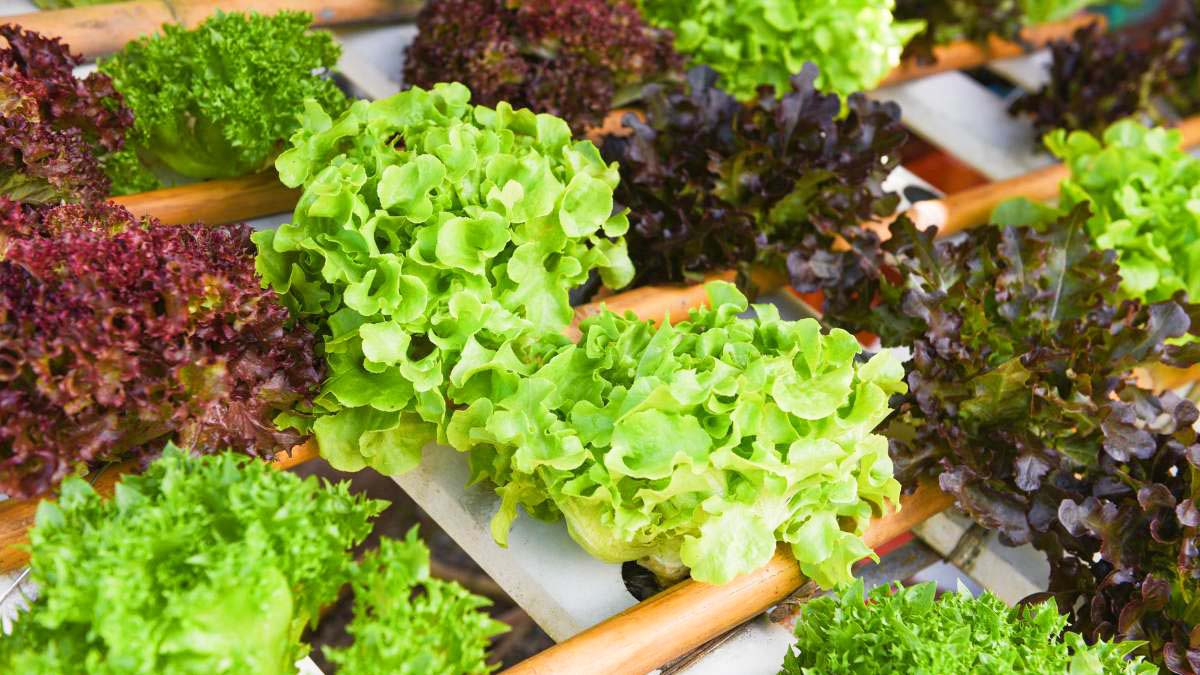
[{"x1": 873, "y1": 70, "x2": 1054, "y2": 180}]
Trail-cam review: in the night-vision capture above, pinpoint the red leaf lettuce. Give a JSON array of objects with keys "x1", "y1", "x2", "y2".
[{"x1": 0, "y1": 200, "x2": 322, "y2": 497}]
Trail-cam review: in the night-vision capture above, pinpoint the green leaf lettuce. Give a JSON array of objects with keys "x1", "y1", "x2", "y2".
[
  {"x1": 996, "y1": 120, "x2": 1200, "y2": 304},
  {"x1": 98, "y1": 11, "x2": 347, "y2": 187},
  {"x1": 254, "y1": 83, "x2": 633, "y2": 476},
  {"x1": 638, "y1": 0, "x2": 924, "y2": 99},
  {"x1": 324, "y1": 528, "x2": 508, "y2": 675},
  {"x1": 781, "y1": 578, "x2": 1154, "y2": 674},
  {"x1": 0, "y1": 445, "x2": 384, "y2": 674},
  {"x1": 448, "y1": 281, "x2": 904, "y2": 586}
]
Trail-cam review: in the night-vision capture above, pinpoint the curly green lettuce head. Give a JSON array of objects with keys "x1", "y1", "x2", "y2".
[
  {"x1": 254, "y1": 83, "x2": 633, "y2": 476},
  {"x1": 447, "y1": 281, "x2": 904, "y2": 586},
  {"x1": 98, "y1": 10, "x2": 347, "y2": 185},
  {"x1": 0, "y1": 444, "x2": 385, "y2": 674},
  {"x1": 638, "y1": 0, "x2": 923, "y2": 99},
  {"x1": 324, "y1": 527, "x2": 508, "y2": 675},
  {"x1": 782, "y1": 578, "x2": 1154, "y2": 674},
  {"x1": 996, "y1": 120, "x2": 1200, "y2": 304}
]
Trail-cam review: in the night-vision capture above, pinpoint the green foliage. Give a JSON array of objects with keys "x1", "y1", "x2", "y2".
[
  {"x1": 1019, "y1": 0, "x2": 1103, "y2": 23},
  {"x1": 98, "y1": 11, "x2": 347, "y2": 186},
  {"x1": 254, "y1": 83, "x2": 633, "y2": 476},
  {"x1": 637, "y1": 0, "x2": 923, "y2": 99},
  {"x1": 780, "y1": 579, "x2": 1155, "y2": 674},
  {"x1": 324, "y1": 528, "x2": 508, "y2": 675},
  {"x1": 101, "y1": 148, "x2": 162, "y2": 195},
  {"x1": 996, "y1": 120, "x2": 1200, "y2": 304},
  {"x1": 448, "y1": 281, "x2": 903, "y2": 586},
  {"x1": 0, "y1": 445, "x2": 385, "y2": 674}
]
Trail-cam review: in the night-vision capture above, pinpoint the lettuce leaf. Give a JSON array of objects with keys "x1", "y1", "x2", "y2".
[
  {"x1": 1009, "y1": 11, "x2": 1198, "y2": 139},
  {"x1": 0, "y1": 25, "x2": 133, "y2": 203},
  {"x1": 0, "y1": 200, "x2": 323, "y2": 498},
  {"x1": 996, "y1": 120, "x2": 1200, "y2": 304},
  {"x1": 601, "y1": 63, "x2": 903, "y2": 314},
  {"x1": 826, "y1": 209, "x2": 1200, "y2": 671},
  {"x1": 324, "y1": 528, "x2": 508, "y2": 675},
  {"x1": 254, "y1": 84, "x2": 633, "y2": 475},
  {"x1": 638, "y1": 0, "x2": 923, "y2": 99},
  {"x1": 98, "y1": 11, "x2": 347, "y2": 186},
  {"x1": 0, "y1": 445, "x2": 385, "y2": 673},
  {"x1": 781, "y1": 579, "x2": 1154, "y2": 674},
  {"x1": 448, "y1": 281, "x2": 903, "y2": 586},
  {"x1": 404, "y1": 0, "x2": 681, "y2": 132},
  {"x1": 0, "y1": 448, "x2": 506, "y2": 675}
]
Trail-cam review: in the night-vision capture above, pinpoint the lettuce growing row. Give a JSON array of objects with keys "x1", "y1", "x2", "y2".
[{"x1": 1, "y1": 1, "x2": 1126, "y2": 207}]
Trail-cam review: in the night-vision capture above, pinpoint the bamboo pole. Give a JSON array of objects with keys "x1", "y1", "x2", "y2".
[
  {"x1": 504, "y1": 482, "x2": 955, "y2": 675},
  {"x1": 111, "y1": 170, "x2": 300, "y2": 225},
  {"x1": 6, "y1": 0, "x2": 421, "y2": 59}
]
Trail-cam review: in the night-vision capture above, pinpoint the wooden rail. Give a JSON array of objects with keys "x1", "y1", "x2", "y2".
[
  {"x1": 504, "y1": 483, "x2": 955, "y2": 675},
  {"x1": 6, "y1": 0, "x2": 422, "y2": 58},
  {"x1": 7, "y1": 5, "x2": 1104, "y2": 226},
  {"x1": 112, "y1": 170, "x2": 300, "y2": 225}
]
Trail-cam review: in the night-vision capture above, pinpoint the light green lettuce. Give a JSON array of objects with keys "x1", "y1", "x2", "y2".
[
  {"x1": 638, "y1": 0, "x2": 924, "y2": 99},
  {"x1": 995, "y1": 120, "x2": 1200, "y2": 304},
  {"x1": 0, "y1": 445, "x2": 384, "y2": 674},
  {"x1": 0, "y1": 448, "x2": 506, "y2": 675},
  {"x1": 324, "y1": 528, "x2": 508, "y2": 675},
  {"x1": 781, "y1": 578, "x2": 1153, "y2": 674},
  {"x1": 448, "y1": 281, "x2": 904, "y2": 586},
  {"x1": 254, "y1": 83, "x2": 633, "y2": 475}
]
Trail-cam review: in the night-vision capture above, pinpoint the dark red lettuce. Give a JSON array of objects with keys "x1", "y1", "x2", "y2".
[
  {"x1": 1032, "y1": 389, "x2": 1200, "y2": 673},
  {"x1": 0, "y1": 25, "x2": 133, "y2": 204},
  {"x1": 1011, "y1": 7, "x2": 1200, "y2": 137},
  {"x1": 0, "y1": 199, "x2": 322, "y2": 498},
  {"x1": 402, "y1": 0, "x2": 680, "y2": 132},
  {"x1": 600, "y1": 64, "x2": 903, "y2": 314},
  {"x1": 827, "y1": 207, "x2": 1200, "y2": 671}
]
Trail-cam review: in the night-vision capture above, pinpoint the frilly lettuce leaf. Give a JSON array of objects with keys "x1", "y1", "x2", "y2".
[
  {"x1": 996, "y1": 120, "x2": 1200, "y2": 304},
  {"x1": 781, "y1": 578, "x2": 1155, "y2": 674},
  {"x1": 638, "y1": 0, "x2": 923, "y2": 99},
  {"x1": 254, "y1": 83, "x2": 633, "y2": 475},
  {"x1": 323, "y1": 527, "x2": 508, "y2": 675},
  {"x1": 0, "y1": 445, "x2": 385, "y2": 674},
  {"x1": 448, "y1": 281, "x2": 904, "y2": 586},
  {"x1": 98, "y1": 10, "x2": 347, "y2": 183},
  {"x1": 0, "y1": 448, "x2": 507, "y2": 675}
]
